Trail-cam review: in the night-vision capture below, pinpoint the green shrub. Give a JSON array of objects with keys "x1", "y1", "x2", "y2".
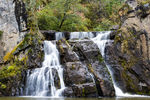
[
  {"x1": 37, "y1": 0, "x2": 88, "y2": 31},
  {"x1": 0, "y1": 65, "x2": 21, "y2": 79}
]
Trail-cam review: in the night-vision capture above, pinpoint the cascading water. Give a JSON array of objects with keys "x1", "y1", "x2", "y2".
[
  {"x1": 55, "y1": 32, "x2": 65, "y2": 40},
  {"x1": 91, "y1": 31, "x2": 148, "y2": 97},
  {"x1": 25, "y1": 41, "x2": 65, "y2": 97},
  {"x1": 91, "y1": 31, "x2": 126, "y2": 97},
  {"x1": 70, "y1": 32, "x2": 94, "y2": 39}
]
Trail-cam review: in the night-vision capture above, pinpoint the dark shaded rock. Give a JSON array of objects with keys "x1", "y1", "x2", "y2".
[
  {"x1": 57, "y1": 39, "x2": 115, "y2": 97},
  {"x1": 70, "y1": 39, "x2": 115, "y2": 97},
  {"x1": 13, "y1": 0, "x2": 27, "y2": 32},
  {"x1": 110, "y1": 31, "x2": 117, "y2": 40},
  {"x1": 63, "y1": 32, "x2": 70, "y2": 40},
  {"x1": 40, "y1": 30, "x2": 56, "y2": 40},
  {"x1": 57, "y1": 39, "x2": 99, "y2": 97}
]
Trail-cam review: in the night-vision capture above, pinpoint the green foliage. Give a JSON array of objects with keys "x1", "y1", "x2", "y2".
[
  {"x1": 137, "y1": 0, "x2": 150, "y2": 4},
  {"x1": 19, "y1": 0, "x2": 125, "y2": 31},
  {"x1": 93, "y1": 18, "x2": 116, "y2": 31},
  {"x1": 98, "y1": 55, "x2": 104, "y2": 63},
  {"x1": 37, "y1": 0, "x2": 88, "y2": 31},
  {"x1": 0, "y1": 63, "x2": 22, "y2": 91},
  {"x1": 85, "y1": 0, "x2": 124, "y2": 31},
  {"x1": 0, "y1": 65, "x2": 21, "y2": 79},
  {"x1": 0, "y1": 82, "x2": 6, "y2": 89}
]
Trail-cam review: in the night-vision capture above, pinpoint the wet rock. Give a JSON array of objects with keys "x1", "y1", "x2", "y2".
[
  {"x1": 57, "y1": 39, "x2": 115, "y2": 97},
  {"x1": 110, "y1": 31, "x2": 117, "y2": 40},
  {"x1": 40, "y1": 30, "x2": 56, "y2": 40},
  {"x1": 70, "y1": 39, "x2": 115, "y2": 97},
  {"x1": 63, "y1": 32, "x2": 70, "y2": 40}
]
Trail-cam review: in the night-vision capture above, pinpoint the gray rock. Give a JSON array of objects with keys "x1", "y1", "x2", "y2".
[
  {"x1": 57, "y1": 39, "x2": 115, "y2": 97},
  {"x1": 72, "y1": 83, "x2": 98, "y2": 97},
  {"x1": 0, "y1": 0, "x2": 19, "y2": 61}
]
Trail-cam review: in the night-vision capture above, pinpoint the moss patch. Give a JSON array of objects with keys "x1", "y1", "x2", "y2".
[
  {"x1": 0, "y1": 30, "x2": 3, "y2": 39},
  {"x1": 98, "y1": 55, "x2": 104, "y2": 63},
  {"x1": 0, "y1": 63, "x2": 22, "y2": 93}
]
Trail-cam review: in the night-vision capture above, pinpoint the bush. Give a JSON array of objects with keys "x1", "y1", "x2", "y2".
[{"x1": 36, "y1": 0, "x2": 88, "y2": 31}]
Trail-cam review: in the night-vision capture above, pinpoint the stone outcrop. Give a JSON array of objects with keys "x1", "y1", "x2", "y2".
[
  {"x1": 105, "y1": 1, "x2": 150, "y2": 95},
  {"x1": 57, "y1": 39, "x2": 115, "y2": 97}
]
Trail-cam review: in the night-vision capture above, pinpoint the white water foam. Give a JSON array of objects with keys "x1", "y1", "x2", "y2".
[
  {"x1": 55, "y1": 32, "x2": 65, "y2": 40},
  {"x1": 70, "y1": 32, "x2": 94, "y2": 39},
  {"x1": 25, "y1": 41, "x2": 65, "y2": 97}
]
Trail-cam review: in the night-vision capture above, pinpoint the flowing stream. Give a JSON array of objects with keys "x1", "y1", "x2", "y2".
[{"x1": 25, "y1": 41, "x2": 65, "y2": 97}]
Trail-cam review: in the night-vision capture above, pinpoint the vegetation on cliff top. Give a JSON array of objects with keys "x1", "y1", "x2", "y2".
[{"x1": 20, "y1": 0, "x2": 124, "y2": 32}]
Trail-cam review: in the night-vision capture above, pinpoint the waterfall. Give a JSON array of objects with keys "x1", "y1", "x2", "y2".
[
  {"x1": 70, "y1": 32, "x2": 94, "y2": 39},
  {"x1": 91, "y1": 31, "x2": 125, "y2": 96},
  {"x1": 25, "y1": 41, "x2": 65, "y2": 97},
  {"x1": 55, "y1": 32, "x2": 64, "y2": 40},
  {"x1": 91, "y1": 31, "x2": 148, "y2": 97}
]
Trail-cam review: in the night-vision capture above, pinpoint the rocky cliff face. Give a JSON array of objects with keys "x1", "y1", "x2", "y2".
[
  {"x1": 0, "y1": 0, "x2": 19, "y2": 62},
  {"x1": 0, "y1": 0, "x2": 27, "y2": 63},
  {"x1": 106, "y1": 1, "x2": 150, "y2": 95},
  {"x1": 0, "y1": 33, "x2": 44, "y2": 96}
]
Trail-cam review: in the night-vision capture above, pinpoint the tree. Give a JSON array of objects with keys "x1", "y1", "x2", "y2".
[
  {"x1": 84, "y1": 0, "x2": 124, "y2": 31},
  {"x1": 37, "y1": 0, "x2": 88, "y2": 31}
]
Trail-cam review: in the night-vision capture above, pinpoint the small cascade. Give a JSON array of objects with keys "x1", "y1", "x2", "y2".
[
  {"x1": 25, "y1": 41, "x2": 65, "y2": 97},
  {"x1": 55, "y1": 32, "x2": 65, "y2": 40},
  {"x1": 91, "y1": 31, "x2": 149, "y2": 97},
  {"x1": 91, "y1": 31, "x2": 124, "y2": 96},
  {"x1": 70, "y1": 32, "x2": 94, "y2": 39}
]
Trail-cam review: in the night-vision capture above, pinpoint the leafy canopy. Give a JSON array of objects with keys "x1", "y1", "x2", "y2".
[{"x1": 37, "y1": 0, "x2": 88, "y2": 31}]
